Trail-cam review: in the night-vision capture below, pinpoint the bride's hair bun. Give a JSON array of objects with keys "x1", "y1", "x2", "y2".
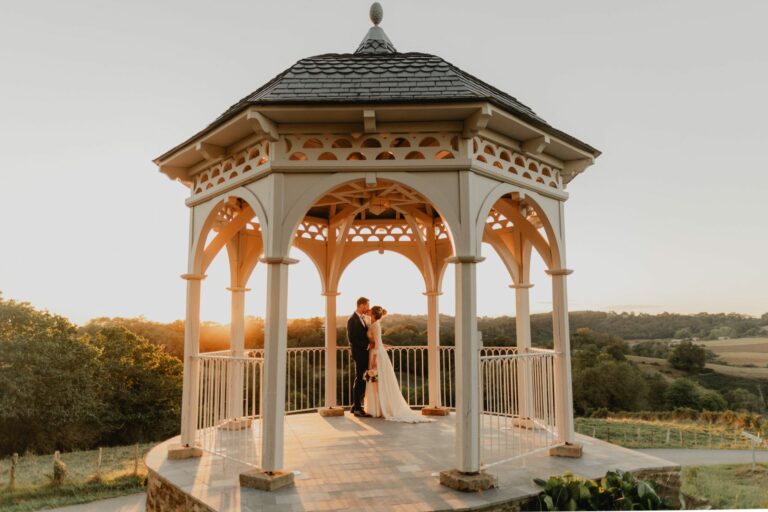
[{"x1": 371, "y1": 305, "x2": 387, "y2": 320}]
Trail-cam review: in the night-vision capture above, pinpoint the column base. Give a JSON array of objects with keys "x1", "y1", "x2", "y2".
[
  {"x1": 239, "y1": 469, "x2": 295, "y2": 491},
  {"x1": 218, "y1": 418, "x2": 253, "y2": 431},
  {"x1": 439, "y1": 469, "x2": 497, "y2": 492},
  {"x1": 548, "y1": 442, "x2": 583, "y2": 458},
  {"x1": 167, "y1": 444, "x2": 203, "y2": 460},
  {"x1": 421, "y1": 406, "x2": 450, "y2": 416},
  {"x1": 511, "y1": 416, "x2": 538, "y2": 430},
  {"x1": 318, "y1": 406, "x2": 345, "y2": 417}
]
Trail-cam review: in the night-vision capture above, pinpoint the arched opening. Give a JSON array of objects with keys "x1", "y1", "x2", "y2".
[
  {"x1": 471, "y1": 191, "x2": 567, "y2": 464},
  {"x1": 280, "y1": 176, "x2": 457, "y2": 417}
]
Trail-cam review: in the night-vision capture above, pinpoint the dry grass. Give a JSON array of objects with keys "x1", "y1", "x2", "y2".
[
  {"x1": 0, "y1": 444, "x2": 153, "y2": 512},
  {"x1": 682, "y1": 463, "x2": 768, "y2": 509},
  {"x1": 627, "y1": 353, "x2": 768, "y2": 380}
]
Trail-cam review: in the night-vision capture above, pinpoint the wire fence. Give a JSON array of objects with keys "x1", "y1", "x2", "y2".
[
  {"x1": 575, "y1": 417, "x2": 768, "y2": 450},
  {"x1": 0, "y1": 443, "x2": 152, "y2": 489}
]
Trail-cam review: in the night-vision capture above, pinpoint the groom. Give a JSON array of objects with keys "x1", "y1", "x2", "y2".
[{"x1": 347, "y1": 296, "x2": 374, "y2": 417}]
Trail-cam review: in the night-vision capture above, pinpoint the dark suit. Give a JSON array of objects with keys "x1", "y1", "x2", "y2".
[{"x1": 347, "y1": 312, "x2": 369, "y2": 412}]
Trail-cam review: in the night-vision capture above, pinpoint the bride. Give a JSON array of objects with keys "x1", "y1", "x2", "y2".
[{"x1": 364, "y1": 306, "x2": 433, "y2": 423}]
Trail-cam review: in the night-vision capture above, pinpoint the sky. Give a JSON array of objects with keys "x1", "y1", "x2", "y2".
[{"x1": 1, "y1": 0, "x2": 766, "y2": 325}]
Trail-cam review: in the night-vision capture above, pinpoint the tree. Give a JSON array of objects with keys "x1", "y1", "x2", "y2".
[
  {"x1": 708, "y1": 325, "x2": 736, "y2": 340},
  {"x1": 668, "y1": 341, "x2": 706, "y2": 373},
  {"x1": 0, "y1": 297, "x2": 103, "y2": 455},
  {"x1": 87, "y1": 326, "x2": 183, "y2": 445},
  {"x1": 572, "y1": 359, "x2": 649, "y2": 414},
  {"x1": 646, "y1": 374, "x2": 669, "y2": 411},
  {"x1": 673, "y1": 327, "x2": 692, "y2": 340},
  {"x1": 81, "y1": 317, "x2": 184, "y2": 358},
  {"x1": 664, "y1": 379, "x2": 701, "y2": 409},
  {"x1": 724, "y1": 388, "x2": 764, "y2": 412},
  {"x1": 698, "y1": 389, "x2": 727, "y2": 411}
]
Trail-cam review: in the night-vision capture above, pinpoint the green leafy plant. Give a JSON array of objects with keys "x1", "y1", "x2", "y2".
[{"x1": 523, "y1": 470, "x2": 675, "y2": 511}]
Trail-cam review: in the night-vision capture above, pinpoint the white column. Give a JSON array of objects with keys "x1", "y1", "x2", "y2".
[
  {"x1": 323, "y1": 291, "x2": 340, "y2": 407},
  {"x1": 425, "y1": 291, "x2": 442, "y2": 408},
  {"x1": 227, "y1": 286, "x2": 249, "y2": 418},
  {"x1": 260, "y1": 257, "x2": 296, "y2": 472},
  {"x1": 450, "y1": 255, "x2": 484, "y2": 473},
  {"x1": 180, "y1": 273, "x2": 205, "y2": 447},
  {"x1": 547, "y1": 268, "x2": 575, "y2": 443},
  {"x1": 511, "y1": 283, "x2": 534, "y2": 419}
]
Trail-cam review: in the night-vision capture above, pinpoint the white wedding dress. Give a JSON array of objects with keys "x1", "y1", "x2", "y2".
[{"x1": 364, "y1": 320, "x2": 433, "y2": 423}]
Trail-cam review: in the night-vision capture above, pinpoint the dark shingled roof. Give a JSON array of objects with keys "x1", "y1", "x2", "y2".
[
  {"x1": 200, "y1": 20, "x2": 599, "y2": 157},
  {"x1": 215, "y1": 52, "x2": 544, "y2": 124}
]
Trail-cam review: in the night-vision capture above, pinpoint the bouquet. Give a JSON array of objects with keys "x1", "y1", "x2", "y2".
[{"x1": 363, "y1": 369, "x2": 378, "y2": 382}]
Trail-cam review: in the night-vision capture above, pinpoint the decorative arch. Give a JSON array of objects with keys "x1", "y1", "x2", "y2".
[
  {"x1": 189, "y1": 187, "x2": 269, "y2": 276},
  {"x1": 474, "y1": 183, "x2": 563, "y2": 270},
  {"x1": 278, "y1": 173, "x2": 461, "y2": 259}
]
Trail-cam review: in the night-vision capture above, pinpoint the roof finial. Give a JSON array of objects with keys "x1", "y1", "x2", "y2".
[
  {"x1": 370, "y1": 2, "x2": 383, "y2": 26},
  {"x1": 356, "y1": 2, "x2": 396, "y2": 54}
]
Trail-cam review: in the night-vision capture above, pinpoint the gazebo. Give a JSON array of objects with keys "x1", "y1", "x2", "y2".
[{"x1": 153, "y1": 2, "x2": 603, "y2": 496}]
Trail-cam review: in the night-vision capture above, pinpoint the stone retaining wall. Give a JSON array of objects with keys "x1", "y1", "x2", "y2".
[{"x1": 146, "y1": 467, "x2": 215, "y2": 512}]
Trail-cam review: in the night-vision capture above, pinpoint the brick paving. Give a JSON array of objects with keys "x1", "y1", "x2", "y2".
[{"x1": 146, "y1": 413, "x2": 677, "y2": 511}]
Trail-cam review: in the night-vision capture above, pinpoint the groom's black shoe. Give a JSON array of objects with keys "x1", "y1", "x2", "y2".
[{"x1": 353, "y1": 410, "x2": 372, "y2": 418}]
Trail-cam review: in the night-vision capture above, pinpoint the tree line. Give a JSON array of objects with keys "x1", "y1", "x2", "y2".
[
  {"x1": 2, "y1": 293, "x2": 766, "y2": 456},
  {"x1": 83, "y1": 310, "x2": 768, "y2": 358},
  {"x1": 0, "y1": 296, "x2": 182, "y2": 457}
]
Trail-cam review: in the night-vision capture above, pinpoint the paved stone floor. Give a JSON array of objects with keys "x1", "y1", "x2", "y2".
[{"x1": 146, "y1": 413, "x2": 677, "y2": 512}]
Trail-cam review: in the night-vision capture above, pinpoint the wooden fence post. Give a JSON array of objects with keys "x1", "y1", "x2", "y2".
[
  {"x1": 133, "y1": 443, "x2": 139, "y2": 477},
  {"x1": 9, "y1": 453, "x2": 18, "y2": 489},
  {"x1": 96, "y1": 447, "x2": 103, "y2": 480},
  {"x1": 666, "y1": 429, "x2": 670, "y2": 445},
  {"x1": 53, "y1": 450, "x2": 67, "y2": 485}
]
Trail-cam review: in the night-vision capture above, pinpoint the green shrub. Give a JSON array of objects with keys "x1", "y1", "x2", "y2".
[{"x1": 522, "y1": 470, "x2": 674, "y2": 511}]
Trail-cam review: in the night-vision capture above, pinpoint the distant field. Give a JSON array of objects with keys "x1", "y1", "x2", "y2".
[
  {"x1": 628, "y1": 354, "x2": 768, "y2": 380},
  {"x1": 699, "y1": 337, "x2": 768, "y2": 367}
]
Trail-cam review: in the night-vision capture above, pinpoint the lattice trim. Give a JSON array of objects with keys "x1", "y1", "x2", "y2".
[
  {"x1": 472, "y1": 137, "x2": 562, "y2": 190},
  {"x1": 192, "y1": 140, "x2": 271, "y2": 196},
  {"x1": 283, "y1": 133, "x2": 459, "y2": 163}
]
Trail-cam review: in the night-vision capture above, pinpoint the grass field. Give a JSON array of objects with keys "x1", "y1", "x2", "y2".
[
  {"x1": 575, "y1": 417, "x2": 765, "y2": 450},
  {"x1": 0, "y1": 444, "x2": 153, "y2": 512},
  {"x1": 628, "y1": 354, "x2": 768, "y2": 380},
  {"x1": 699, "y1": 337, "x2": 768, "y2": 367},
  {"x1": 682, "y1": 463, "x2": 768, "y2": 509}
]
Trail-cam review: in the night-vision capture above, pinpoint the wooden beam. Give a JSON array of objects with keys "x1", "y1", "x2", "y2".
[
  {"x1": 563, "y1": 157, "x2": 594, "y2": 176},
  {"x1": 462, "y1": 104, "x2": 492, "y2": 139},
  {"x1": 246, "y1": 110, "x2": 279, "y2": 141},
  {"x1": 159, "y1": 165, "x2": 189, "y2": 181},
  {"x1": 492, "y1": 200, "x2": 553, "y2": 269},
  {"x1": 363, "y1": 110, "x2": 376, "y2": 133},
  {"x1": 194, "y1": 142, "x2": 225, "y2": 161},
  {"x1": 521, "y1": 135, "x2": 550, "y2": 155}
]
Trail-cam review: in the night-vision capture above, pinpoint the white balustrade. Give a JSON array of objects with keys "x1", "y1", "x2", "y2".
[
  {"x1": 479, "y1": 348, "x2": 558, "y2": 468},
  {"x1": 192, "y1": 344, "x2": 558, "y2": 468},
  {"x1": 195, "y1": 353, "x2": 264, "y2": 466}
]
